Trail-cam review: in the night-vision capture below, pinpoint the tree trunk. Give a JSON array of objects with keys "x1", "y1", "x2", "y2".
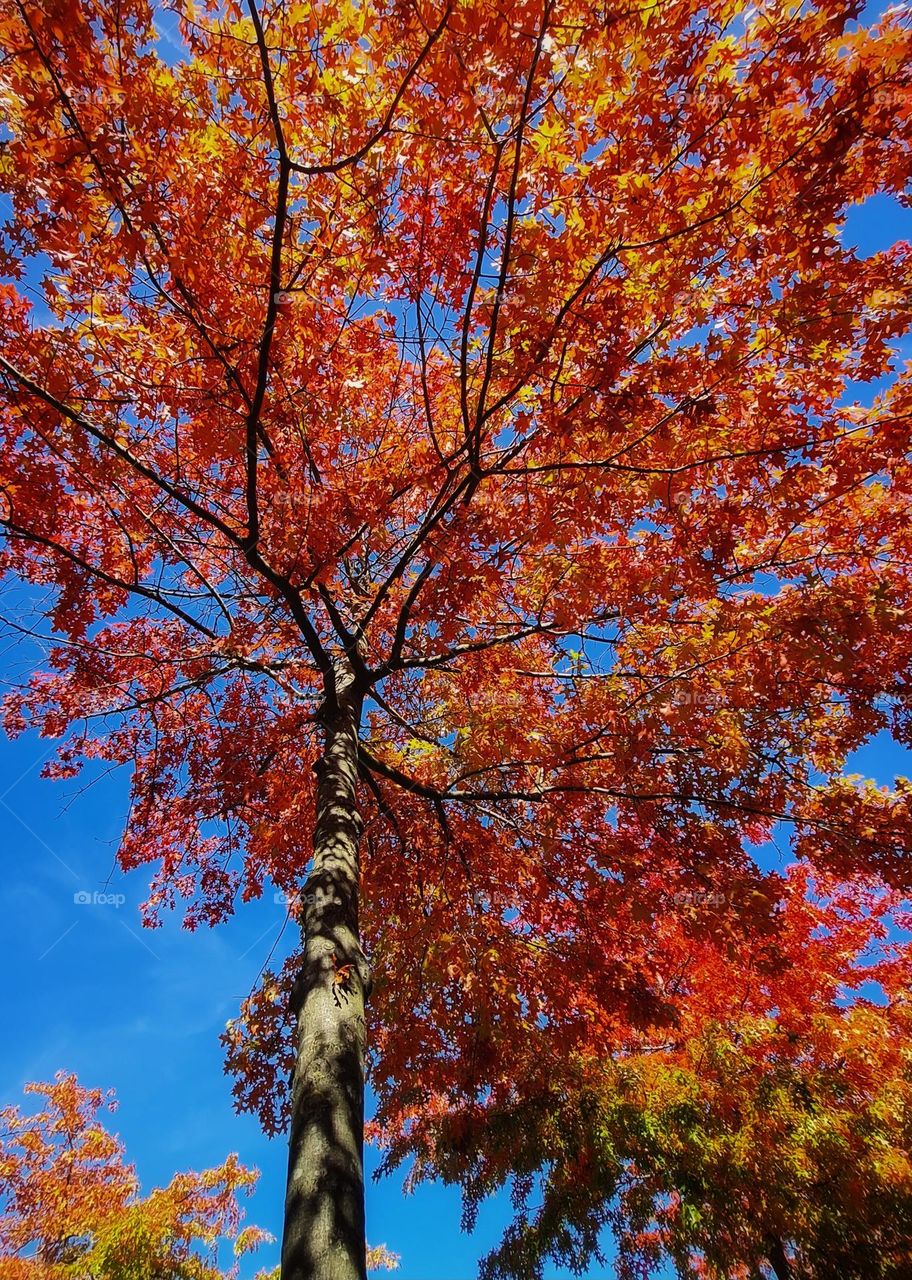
[
  {"x1": 766, "y1": 1235, "x2": 792, "y2": 1280},
  {"x1": 281, "y1": 669, "x2": 370, "y2": 1280}
]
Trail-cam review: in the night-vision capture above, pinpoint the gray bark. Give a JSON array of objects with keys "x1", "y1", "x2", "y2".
[{"x1": 281, "y1": 670, "x2": 370, "y2": 1280}]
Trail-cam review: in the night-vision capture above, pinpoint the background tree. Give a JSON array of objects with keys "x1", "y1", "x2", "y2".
[
  {"x1": 0, "y1": 1074, "x2": 399, "y2": 1279},
  {"x1": 0, "y1": 1073, "x2": 269, "y2": 1279},
  {"x1": 0, "y1": 0, "x2": 910, "y2": 1277}
]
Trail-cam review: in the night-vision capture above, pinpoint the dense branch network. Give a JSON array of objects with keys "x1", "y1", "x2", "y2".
[{"x1": 0, "y1": 1, "x2": 911, "y2": 1267}]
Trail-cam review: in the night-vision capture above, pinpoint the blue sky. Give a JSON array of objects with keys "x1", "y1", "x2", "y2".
[{"x1": 1, "y1": 36, "x2": 912, "y2": 1280}]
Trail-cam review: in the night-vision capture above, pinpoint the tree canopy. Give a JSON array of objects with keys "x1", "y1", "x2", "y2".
[
  {"x1": 0, "y1": 0, "x2": 910, "y2": 1273},
  {"x1": 422, "y1": 871, "x2": 912, "y2": 1278}
]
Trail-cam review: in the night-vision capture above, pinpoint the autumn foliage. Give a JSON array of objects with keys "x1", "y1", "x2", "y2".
[
  {"x1": 0, "y1": 1074, "x2": 268, "y2": 1279},
  {"x1": 0, "y1": 0, "x2": 911, "y2": 1272},
  {"x1": 420, "y1": 870, "x2": 912, "y2": 1278}
]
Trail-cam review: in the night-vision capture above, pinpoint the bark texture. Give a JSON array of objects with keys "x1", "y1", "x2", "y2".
[{"x1": 281, "y1": 670, "x2": 370, "y2": 1280}]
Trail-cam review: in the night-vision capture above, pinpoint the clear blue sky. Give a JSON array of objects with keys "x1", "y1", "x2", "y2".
[{"x1": 0, "y1": 92, "x2": 910, "y2": 1280}]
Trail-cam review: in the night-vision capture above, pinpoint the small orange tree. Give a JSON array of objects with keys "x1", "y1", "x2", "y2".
[
  {"x1": 0, "y1": 1073, "x2": 268, "y2": 1279},
  {"x1": 0, "y1": 0, "x2": 910, "y2": 1275}
]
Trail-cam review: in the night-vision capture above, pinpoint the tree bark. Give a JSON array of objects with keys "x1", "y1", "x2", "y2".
[
  {"x1": 766, "y1": 1235, "x2": 792, "y2": 1280},
  {"x1": 281, "y1": 668, "x2": 370, "y2": 1280}
]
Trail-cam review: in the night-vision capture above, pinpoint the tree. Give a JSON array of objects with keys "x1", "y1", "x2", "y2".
[
  {"x1": 0, "y1": 1073, "x2": 269, "y2": 1279},
  {"x1": 0, "y1": 1074, "x2": 399, "y2": 1279},
  {"x1": 0, "y1": 0, "x2": 910, "y2": 1276},
  {"x1": 417, "y1": 870, "x2": 912, "y2": 1279}
]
